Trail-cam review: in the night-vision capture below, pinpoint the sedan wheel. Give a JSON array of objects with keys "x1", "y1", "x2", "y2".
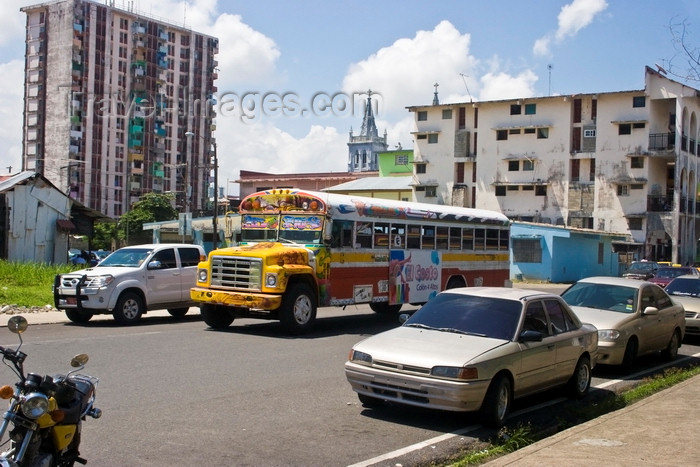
[
  {"x1": 663, "y1": 330, "x2": 681, "y2": 361},
  {"x1": 568, "y1": 356, "x2": 591, "y2": 398},
  {"x1": 480, "y1": 374, "x2": 511, "y2": 428}
]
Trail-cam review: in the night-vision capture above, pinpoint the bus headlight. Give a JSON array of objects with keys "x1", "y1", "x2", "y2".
[
  {"x1": 265, "y1": 273, "x2": 278, "y2": 288},
  {"x1": 198, "y1": 269, "x2": 208, "y2": 283}
]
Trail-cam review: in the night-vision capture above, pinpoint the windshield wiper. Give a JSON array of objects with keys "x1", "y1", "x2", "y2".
[
  {"x1": 437, "y1": 327, "x2": 487, "y2": 337},
  {"x1": 404, "y1": 323, "x2": 439, "y2": 331}
]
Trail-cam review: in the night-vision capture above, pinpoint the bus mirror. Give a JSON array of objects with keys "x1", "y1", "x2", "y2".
[{"x1": 323, "y1": 221, "x2": 333, "y2": 243}]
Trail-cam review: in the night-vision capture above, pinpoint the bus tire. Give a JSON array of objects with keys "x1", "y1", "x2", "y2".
[
  {"x1": 369, "y1": 302, "x2": 402, "y2": 314},
  {"x1": 280, "y1": 283, "x2": 317, "y2": 334},
  {"x1": 202, "y1": 304, "x2": 235, "y2": 329},
  {"x1": 446, "y1": 276, "x2": 466, "y2": 290}
]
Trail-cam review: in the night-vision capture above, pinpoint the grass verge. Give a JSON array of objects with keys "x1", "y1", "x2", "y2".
[
  {"x1": 444, "y1": 365, "x2": 700, "y2": 466},
  {"x1": 0, "y1": 260, "x2": 76, "y2": 307}
]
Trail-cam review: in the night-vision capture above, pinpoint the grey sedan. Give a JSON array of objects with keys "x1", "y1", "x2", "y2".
[{"x1": 344, "y1": 287, "x2": 598, "y2": 428}]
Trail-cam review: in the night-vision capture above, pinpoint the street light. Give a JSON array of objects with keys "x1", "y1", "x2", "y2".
[{"x1": 185, "y1": 131, "x2": 219, "y2": 250}]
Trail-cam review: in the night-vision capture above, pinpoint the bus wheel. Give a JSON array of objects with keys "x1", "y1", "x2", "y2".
[
  {"x1": 280, "y1": 283, "x2": 317, "y2": 334},
  {"x1": 202, "y1": 304, "x2": 235, "y2": 329},
  {"x1": 446, "y1": 277, "x2": 466, "y2": 289},
  {"x1": 369, "y1": 302, "x2": 402, "y2": 314}
]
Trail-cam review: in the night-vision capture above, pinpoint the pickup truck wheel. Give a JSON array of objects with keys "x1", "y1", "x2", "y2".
[
  {"x1": 113, "y1": 292, "x2": 144, "y2": 324},
  {"x1": 201, "y1": 304, "x2": 234, "y2": 329},
  {"x1": 280, "y1": 283, "x2": 317, "y2": 334},
  {"x1": 65, "y1": 309, "x2": 93, "y2": 323},
  {"x1": 167, "y1": 308, "x2": 189, "y2": 319}
]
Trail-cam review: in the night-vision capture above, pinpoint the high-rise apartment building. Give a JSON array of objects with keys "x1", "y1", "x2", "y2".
[{"x1": 21, "y1": 0, "x2": 219, "y2": 218}]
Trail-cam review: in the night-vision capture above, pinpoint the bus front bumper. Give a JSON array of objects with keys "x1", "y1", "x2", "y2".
[{"x1": 190, "y1": 287, "x2": 283, "y2": 310}]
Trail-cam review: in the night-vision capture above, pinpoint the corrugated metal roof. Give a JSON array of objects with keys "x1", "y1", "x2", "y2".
[{"x1": 322, "y1": 176, "x2": 413, "y2": 192}]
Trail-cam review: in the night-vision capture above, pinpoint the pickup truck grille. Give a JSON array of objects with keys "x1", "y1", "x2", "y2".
[{"x1": 210, "y1": 256, "x2": 262, "y2": 291}]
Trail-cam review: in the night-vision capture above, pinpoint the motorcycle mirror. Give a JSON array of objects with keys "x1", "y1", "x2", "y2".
[
  {"x1": 7, "y1": 316, "x2": 28, "y2": 334},
  {"x1": 71, "y1": 353, "x2": 89, "y2": 368}
]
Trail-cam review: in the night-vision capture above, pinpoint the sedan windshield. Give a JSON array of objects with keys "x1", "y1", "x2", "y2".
[
  {"x1": 561, "y1": 282, "x2": 638, "y2": 313},
  {"x1": 97, "y1": 248, "x2": 152, "y2": 267},
  {"x1": 666, "y1": 278, "x2": 700, "y2": 297},
  {"x1": 656, "y1": 267, "x2": 692, "y2": 279},
  {"x1": 403, "y1": 293, "x2": 522, "y2": 341}
]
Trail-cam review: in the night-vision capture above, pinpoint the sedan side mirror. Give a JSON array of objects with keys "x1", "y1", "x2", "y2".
[
  {"x1": 519, "y1": 330, "x2": 543, "y2": 342},
  {"x1": 642, "y1": 306, "x2": 659, "y2": 316}
]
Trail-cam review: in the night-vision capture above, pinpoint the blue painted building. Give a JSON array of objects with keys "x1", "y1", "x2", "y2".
[{"x1": 511, "y1": 222, "x2": 630, "y2": 283}]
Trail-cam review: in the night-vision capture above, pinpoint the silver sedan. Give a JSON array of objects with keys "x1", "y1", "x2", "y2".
[{"x1": 344, "y1": 287, "x2": 598, "y2": 428}]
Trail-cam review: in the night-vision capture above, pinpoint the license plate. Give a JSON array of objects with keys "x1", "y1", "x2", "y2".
[{"x1": 66, "y1": 297, "x2": 77, "y2": 305}]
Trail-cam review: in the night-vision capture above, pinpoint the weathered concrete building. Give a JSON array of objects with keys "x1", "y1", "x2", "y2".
[
  {"x1": 408, "y1": 66, "x2": 700, "y2": 265},
  {"x1": 21, "y1": 0, "x2": 218, "y2": 219}
]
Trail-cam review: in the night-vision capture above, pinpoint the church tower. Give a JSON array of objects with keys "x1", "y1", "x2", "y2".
[{"x1": 347, "y1": 90, "x2": 387, "y2": 172}]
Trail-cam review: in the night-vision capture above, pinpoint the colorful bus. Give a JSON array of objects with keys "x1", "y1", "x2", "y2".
[{"x1": 191, "y1": 189, "x2": 510, "y2": 333}]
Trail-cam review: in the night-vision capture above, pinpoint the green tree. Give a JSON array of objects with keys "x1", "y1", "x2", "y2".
[{"x1": 116, "y1": 192, "x2": 178, "y2": 245}]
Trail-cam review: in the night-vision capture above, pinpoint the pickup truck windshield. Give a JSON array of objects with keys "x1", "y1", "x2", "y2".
[{"x1": 97, "y1": 248, "x2": 152, "y2": 267}]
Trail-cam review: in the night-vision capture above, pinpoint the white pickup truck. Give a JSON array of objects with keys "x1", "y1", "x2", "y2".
[{"x1": 53, "y1": 243, "x2": 205, "y2": 324}]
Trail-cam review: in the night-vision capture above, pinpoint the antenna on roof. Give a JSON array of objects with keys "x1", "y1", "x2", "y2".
[
  {"x1": 459, "y1": 73, "x2": 473, "y2": 103},
  {"x1": 548, "y1": 64, "x2": 553, "y2": 96}
]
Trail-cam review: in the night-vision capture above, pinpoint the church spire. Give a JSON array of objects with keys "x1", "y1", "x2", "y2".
[
  {"x1": 359, "y1": 89, "x2": 379, "y2": 138},
  {"x1": 432, "y1": 82, "x2": 439, "y2": 105}
]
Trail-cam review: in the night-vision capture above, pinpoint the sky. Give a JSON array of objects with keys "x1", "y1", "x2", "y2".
[{"x1": 1, "y1": 0, "x2": 699, "y2": 196}]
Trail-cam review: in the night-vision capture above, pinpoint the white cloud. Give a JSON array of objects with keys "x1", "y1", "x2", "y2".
[
  {"x1": 479, "y1": 69, "x2": 538, "y2": 101},
  {"x1": 533, "y1": 0, "x2": 608, "y2": 57}
]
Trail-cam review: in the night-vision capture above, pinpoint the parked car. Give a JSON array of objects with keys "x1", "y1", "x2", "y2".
[
  {"x1": 53, "y1": 243, "x2": 205, "y2": 324},
  {"x1": 560, "y1": 276, "x2": 685, "y2": 372},
  {"x1": 648, "y1": 266, "x2": 699, "y2": 288},
  {"x1": 665, "y1": 275, "x2": 700, "y2": 336},
  {"x1": 622, "y1": 261, "x2": 659, "y2": 280},
  {"x1": 344, "y1": 287, "x2": 598, "y2": 428}
]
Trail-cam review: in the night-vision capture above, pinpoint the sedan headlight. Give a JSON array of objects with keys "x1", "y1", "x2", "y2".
[
  {"x1": 431, "y1": 366, "x2": 478, "y2": 380},
  {"x1": 598, "y1": 329, "x2": 621, "y2": 341},
  {"x1": 21, "y1": 392, "x2": 49, "y2": 419},
  {"x1": 198, "y1": 269, "x2": 208, "y2": 283},
  {"x1": 349, "y1": 350, "x2": 372, "y2": 365}
]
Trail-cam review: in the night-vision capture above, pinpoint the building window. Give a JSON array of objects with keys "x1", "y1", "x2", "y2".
[
  {"x1": 442, "y1": 109, "x2": 452, "y2": 119},
  {"x1": 617, "y1": 184, "x2": 630, "y2": 196},
  {"x1": 631, "y1": 156, "x2": 644, "y2": 168},
  {"x1": 416, "y1": 134, "x2": 427, "y2": 140},
  {"x1": 633, "y1": 122, "x2": 645, "y2": 129},
  {"x1": 631, "y1": 183, "x2": 644, "y2": 190},
  {"x1": 509, "y1": 128, "x2": 521, "y2": 135},
  {"x1": 619, "y1": 124, "x2": 631, "y2": 135},
  {"x1": 425, "y1": 186, "x2": 437, "y2": 197},
  {"x1": 513, "y1": 238, "x2": 542, "y2": 263},
  {"x1": 628, "y1": 218, "x2": 643, "y2": 230},
  {"x1": 633, "y1": 96, "x2": 646, "y2": 108},
  {"x1": 497, "y1": 130, "x2": 508, "y2": 141},
  {"x1": 537, "y1": 128, "x2": 549, "y2": 139},
  {"x1": 395, "y1": 154, "x2": 408, "y2": 165},
  {"x1": 495, "y1": 186, "x2": 506, "y2": 196},
  {"x1": 525, "y1": 103, "x2": 536, "y2": 115},
  {"x1": 523, "y1": 159, "x2": 534, "y2": 171},
  {"x1": 417, "y1": 111, "x2": 427, "y2": 121},
  {"x1": 510, "y1": 104, "x2": 521, "y2": 115},
  {"x1": 508, "y1": 160, "x2": 519, "y2": 171},
  {"x1": 535, "y1": 185, "x2": 547, "y2": 196},
  {"x1": 428, "y1": 134, "x2": 438, "y2": 144},
  {"x1": 415, "y1": 163, "x2": 427, "y2": 174},
  {"x1": 524, "y1": 128, "x2": 536, "y2": 134},
  {"x1": 584, "y1": 129, "x2": 596, "y2": 137},
  {"x1": 522, "y1": 185, "x2": 534, "y2": 191},
  {"x1": 507, "y1": 185, "x2": 519, "y2": 192}
]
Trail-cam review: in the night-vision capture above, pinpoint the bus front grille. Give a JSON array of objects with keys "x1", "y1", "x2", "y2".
[{"x1": 210, "y1": 256, "x2": 262, "y2": 291}]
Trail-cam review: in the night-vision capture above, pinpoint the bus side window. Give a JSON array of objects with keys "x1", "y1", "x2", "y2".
[
  {"x1": 374, "y1": 223, "x2": 390, "y2": 247},
  {"x1": 355, "y1": 222, "x2": 373, "y2": 248},
  {"x1": 462, "y1": 228, "x2": 474, "y2": 250},
  {"x1": 474, "y1": 228, "x2": 486, "y2": 250},
  {"x1": 486, "y1": 228, "x2": 499, "y2": 250},
  {"x1": 449, "y1": 227, "x2": 461, "y2": 250},
  {"x1": 406, "y1": 225, "x2": 421, "y2": 249},
  {"x1": 331, "y1": 220, "x2": 353, "y2": 248},
  {"x1": 392, "y1": 224, "x2": 406, "y2": 249},
  {"x1": 422, "y1": 226, "x2": 435, "y2": 249},
  {"x1": 436, "y1": 227, "x2": 449, "y2": 250}
]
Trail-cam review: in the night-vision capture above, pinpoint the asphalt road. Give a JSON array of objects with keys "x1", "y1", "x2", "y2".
[{"x1": 0, "y1": 294, "x2": 698, "y2": 466}]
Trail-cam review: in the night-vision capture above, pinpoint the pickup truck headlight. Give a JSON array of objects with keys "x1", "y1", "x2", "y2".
[{"x1": 88, "y1": 275, "x2": 114, "y2": 288}]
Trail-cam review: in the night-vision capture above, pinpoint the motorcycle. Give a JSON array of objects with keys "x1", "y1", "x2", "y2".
[{"x1": 0, "y1": 316, "x2": 101, "y2": 466}]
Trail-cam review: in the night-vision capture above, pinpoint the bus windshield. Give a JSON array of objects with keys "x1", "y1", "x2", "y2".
[{"x1": 241, "y1": 213, "x2": 324, "y2": 244}]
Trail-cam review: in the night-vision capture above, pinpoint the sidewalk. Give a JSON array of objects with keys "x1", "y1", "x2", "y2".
[
  {"x1": 484, "y1": 373, "x2": 700, "y2": 466},
  {"x1": 0, "y1": 308, "x2": 198, "y2": 326}
]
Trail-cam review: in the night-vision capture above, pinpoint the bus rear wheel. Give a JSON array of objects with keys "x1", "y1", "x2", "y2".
[
  {"x1": 369, "y1": 302, "x2": 402, "y2": 314},
  {"x1": 280, "y1": 283, "x2": 317, "y2": 334}
]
